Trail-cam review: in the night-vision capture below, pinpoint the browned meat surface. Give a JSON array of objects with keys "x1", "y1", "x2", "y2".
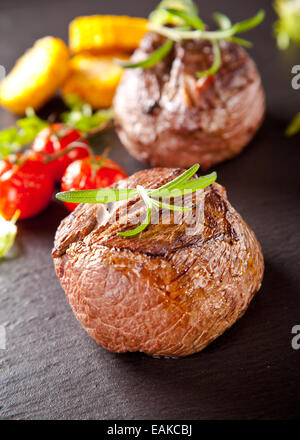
[
  {"x1": 114, "y1": 32, "x2": 266, "y2": 169},
  {"x1": 53, "y1": 168, "x2": 264, "y2": 358}
]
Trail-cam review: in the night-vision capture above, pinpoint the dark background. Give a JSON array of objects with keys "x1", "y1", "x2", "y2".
[{"x1": 0, "y1": 0, "x2": 299, "y2": 420}]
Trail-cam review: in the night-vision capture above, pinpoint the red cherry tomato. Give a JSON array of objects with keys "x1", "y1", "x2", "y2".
[
  {"x1": 31, "y1": 123, "x2": 89, "y2": 181},
  {"x1": 0, "y1": 154, "x2": 54, "y2": 220},
  {"x1": 61, "y1": 156, "x2": 128, "y2": 212}
]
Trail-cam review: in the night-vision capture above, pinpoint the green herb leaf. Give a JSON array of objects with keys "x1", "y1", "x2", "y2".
[
  {"x1": 56, "y1": 188, "x2": 138, "y2": 204},
  {"x1": 156, "y1": 172, "x2": 217, "y2": 198},
  {"x1": 62, "y1": 95, "x2": 114, "y2": 132},
  {"x1": 149, "y1": 163, "x2": 200, "y2": 197},
  {"x1": 119, "y1": 207, "x2": 152, "y2": 237},
  {"x1": 213, "y1": 12, "x2": 232, "y2": 30},
  {"x1": 197, "y1": 41, "x2": 221, "y2": 77},
  {"x1": 179, "y1": 172, "x2": 218, "y2": 189},
  {"x1": 165, "y1": 8, "x2": 204, "y2": 30},
  {"x1": 0, "y1": 108, "x2": 49, "y2": 159},
  {"x1": 286, "y1": 112, "x2": 300, "y2": 136},
  {"x1": 115, "y1": 40, "x2": 174, "y2": 69},
  {"x1": 229, "y1": 36, "x2": 253, "y2": 48},
  {"x1": 149, "y1": 0, "x2": 199, "y2": 26},
  {"x1": 152, "y1": 199, "x2": 192, "y2": 212},
  {"x1": 232, "y1": 10, "x2": 265, "y2": 34}
]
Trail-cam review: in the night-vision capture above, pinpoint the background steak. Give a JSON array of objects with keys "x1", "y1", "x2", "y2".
[{"x1": 114, "y1": 32, "x2": 266, "y2": 169}]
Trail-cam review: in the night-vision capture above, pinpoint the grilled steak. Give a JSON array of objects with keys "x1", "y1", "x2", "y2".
[
  {"x1": 114, "y1": 32, "x2": 265, "y2": 169},
  {"x1": 53, "y1": 168, "x2": 264, "y2": 358}
]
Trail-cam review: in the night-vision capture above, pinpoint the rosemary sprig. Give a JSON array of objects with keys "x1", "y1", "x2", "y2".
[
  {"x1": 117, "y1": 0, "x2": 265, "y2": 78},
  {"x1": 151, "y1": 7, "x2": 264, "y2": 77},
  {"x1": 149, "y1": 10, "x2": 265, "y2": 42},
  {"x1": 56, "y1": 164, "x2": 217, "y2": 237}
]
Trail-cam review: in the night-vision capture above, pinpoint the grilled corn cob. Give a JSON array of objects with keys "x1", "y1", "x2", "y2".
[
  {"x1": 0, "y1": 37, "x2": 70, "y2": 115},
  {"x1": 69, "y1": 15, "x2": 148, "y2": 54},
  {"x1": 62, "y1": 54, "x2": 127, "y2": 108}
]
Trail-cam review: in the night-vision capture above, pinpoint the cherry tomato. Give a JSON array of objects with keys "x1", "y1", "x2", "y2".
[
  {"x1": 0, "y1": 154, "x2": 54, "y2": 220},
  {"x1": 31, "y1": 123, "x2": 89, "y2": 181},
  {"x1": 61, "y1": 156, "x2": 128, "y2": 212}
]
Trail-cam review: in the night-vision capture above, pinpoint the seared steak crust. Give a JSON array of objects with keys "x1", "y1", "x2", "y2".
[
  {"x1": 114, "y1": 33, "x2": 266, "y2": 169},
  {"x1": 53, "y1": 168, "x2": 264, "y2": 358}
]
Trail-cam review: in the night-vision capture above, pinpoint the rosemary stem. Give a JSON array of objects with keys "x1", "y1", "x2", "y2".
[{"x1": 149, "y1": 23, "x2": 235, "y2": 41}]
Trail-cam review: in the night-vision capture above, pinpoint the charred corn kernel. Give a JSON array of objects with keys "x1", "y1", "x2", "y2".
[
  {"x1": 62, "y1": 54, "x2": 127, "y2": 108},
  {"x1": 69, "y1": 15, "x2": 148, "y2": 54},
  {"x1": 0, "y1": 37, "x2": 70, "y2": 115}
]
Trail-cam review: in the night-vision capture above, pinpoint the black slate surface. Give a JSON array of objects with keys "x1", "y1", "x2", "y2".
[{"x1": 0, "y1": 0, "x2": 300, "y2": 420}]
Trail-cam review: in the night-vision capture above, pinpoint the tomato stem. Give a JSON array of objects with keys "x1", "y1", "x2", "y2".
[{"x1": 90, "y1": 147, "x2": 111, "y2": 181}]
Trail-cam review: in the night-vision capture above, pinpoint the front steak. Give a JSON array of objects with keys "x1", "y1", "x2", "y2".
[
  {"x1": 114, "y1": 32, "x2": 265, "y2": 169},
  {"x1": 53, "y1": 168, "x2": 264, "y2": 358}
]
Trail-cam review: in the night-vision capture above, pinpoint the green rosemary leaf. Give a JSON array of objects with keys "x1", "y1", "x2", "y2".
[
  {"x1": 230, "y1": 36, "x2": 253, "y2": 48},
  {"x1": 165, "y1": 8, "x2": 204, "y2": 30},
  {"x1": 232, "y1": 10, "x2": 265, "y2": 34},
  {"x1": 152, "y1": 199, "x2": 192, "y2": 212},
  {"x1": 182, "y1": 0, "x2": 198, "y2": 16},
  {"x1": 179, "y1": 172, "x2": 217, "y2": 189},
  {"x1": 56, "y1": 188, "x2": 138, "y2": 204},
  {"x1": 286, "y1": 112, "x2": 300, "y2": 136},
  {"x1": 156, "y1": 171, "x2": 217, "y2": 198},
  {"x1": 115, "y1": 40, "x2": 174, "y2": 69},
  {"x1": 118, "y1": 207, "x2": 152, "y2": 237},
  {"x1": 149, "y1": 0, "x2": 198, "y2": 26},
  {"x1": 213, "y1": 12, "x2": 232, "y2": 30},
  {"x1": 149, "y1": 163, "x2": 200, "y2": 197},
  {"x1": 197, "y1": 41, "x2": 221, "y2": 77}
]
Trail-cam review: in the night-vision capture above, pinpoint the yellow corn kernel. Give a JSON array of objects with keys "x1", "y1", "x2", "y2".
[
  {"x1": 0, "y1": 37, "x2": 70, "y2": 115},
  {"x1": 62, "y1": 54, "x2": 127, "y2": 108},
  {"x1": 69, "y1": 15, "x2": 148, "y2": 54}
]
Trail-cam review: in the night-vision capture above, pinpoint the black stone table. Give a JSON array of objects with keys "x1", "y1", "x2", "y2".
[{"x1": 0, "y1": 0, "x2": 299, "y2": 420}]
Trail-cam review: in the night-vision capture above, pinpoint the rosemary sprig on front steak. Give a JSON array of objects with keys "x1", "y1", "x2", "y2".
[{"x1": 56, "y1": 163, "x2": 217, "y2": 237}]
